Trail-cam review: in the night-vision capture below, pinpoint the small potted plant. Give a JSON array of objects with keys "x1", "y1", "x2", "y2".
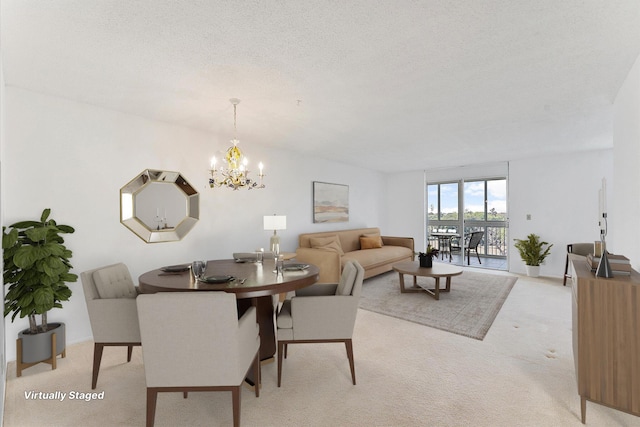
[
  {"x1": 513, "y1": 233, "x2": 553, "y2": 277},
  {"x1": 2, "y1": 208, "x2": 77, "y2": 375},
  {"x1": 416, "y1": 245, "x2": 439, "y2": 268}
]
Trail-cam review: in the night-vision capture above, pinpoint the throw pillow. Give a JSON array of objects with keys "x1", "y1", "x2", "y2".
[
  {"x1": 360, "y1": 235, "x2": 383, "y2": 249},
  {"x1": 309, "y1": 235, "x2": 345, "y2": 255}
]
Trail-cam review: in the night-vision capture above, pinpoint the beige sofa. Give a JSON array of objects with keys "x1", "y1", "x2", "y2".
[{"x1": 295, "y1": 227, "x2": 414, "y2": 283}]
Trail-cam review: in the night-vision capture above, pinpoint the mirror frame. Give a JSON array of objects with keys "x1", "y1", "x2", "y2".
[{"x1": 120, "y1": 169, "x2": 199, "y2": 243}]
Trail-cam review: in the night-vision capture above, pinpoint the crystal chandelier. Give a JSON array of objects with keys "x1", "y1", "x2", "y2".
[{"x1": 209, "y1": 98, "x2": 265, "y2": 190}]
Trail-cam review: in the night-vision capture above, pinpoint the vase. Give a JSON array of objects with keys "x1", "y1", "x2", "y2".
[{"x1": 419, "y1": 256, "x2": 432, "y2": 268}]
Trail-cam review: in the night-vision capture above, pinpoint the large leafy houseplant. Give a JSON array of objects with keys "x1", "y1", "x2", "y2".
[
  {"x1": 513, "y1": 233, "x2": 553, "y2": 266},
  {"x1": 3, "y1": 208, "x2": 77, "y2": 334}
]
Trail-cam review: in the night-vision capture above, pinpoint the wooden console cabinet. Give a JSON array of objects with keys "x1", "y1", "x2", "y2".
[{"x1": 571, "y1": 256, "x2": 640, "y2": 423}]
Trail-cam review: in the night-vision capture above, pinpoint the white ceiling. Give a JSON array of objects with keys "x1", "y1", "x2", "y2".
[{"x1": 2, "y1": 1, "x2": 640, "y2": 173}]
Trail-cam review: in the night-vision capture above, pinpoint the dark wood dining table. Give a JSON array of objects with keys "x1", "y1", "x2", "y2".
[{"x1": 138, "y1": 259, "x2": 319, "y2": 362}]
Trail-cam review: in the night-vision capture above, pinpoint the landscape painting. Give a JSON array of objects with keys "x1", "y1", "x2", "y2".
[{"x1": 313, "y1": 181, "x2": 349, "y2": 223}]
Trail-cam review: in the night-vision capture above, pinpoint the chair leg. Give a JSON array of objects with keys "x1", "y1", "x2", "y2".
[
  {"x1": 146, "y1": 388, "x2": 158, "y2": 427},
  {"x1": 284, "y1": 343, "x2": 288, "y2": 358},
  {"x1": 232, "y1": 386, "x2": 241, "y2": 427},
  {"x1": 253, "y1": 352, "x2": 260, "y2": 397},
  {"x1": 345, "y1": 339, "x2": 356, "y2": 385},
  {"x1": 277, "y1": 341, "x2": 285, "y2": 387},
  {"x1": 476, "y1": 250, "x2": 481, "y2": 264},
  {"x1": 127, "y1": 345, "x2": 134, "y2": 362},
  {"x1": 92, "y1": 343, "x2": 104, "y2": 389}
]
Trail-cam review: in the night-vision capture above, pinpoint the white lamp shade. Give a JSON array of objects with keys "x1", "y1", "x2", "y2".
[{"x1": 264, "y1": 215, "x2": 286, "y2": 231}]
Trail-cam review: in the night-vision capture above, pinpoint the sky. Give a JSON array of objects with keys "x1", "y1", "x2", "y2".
[{"x1": 427, "y1": 179, "x2": 507, "y2": 215}]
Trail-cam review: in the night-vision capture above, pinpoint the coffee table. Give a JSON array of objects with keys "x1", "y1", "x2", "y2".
[{"x1": 392, "y1": 261, "x2": 463, "y2": 300}]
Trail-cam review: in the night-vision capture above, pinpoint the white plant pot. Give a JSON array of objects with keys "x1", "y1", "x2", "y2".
[{"x1": 525, "y1": 265, "x2": 540, "y2": 277}]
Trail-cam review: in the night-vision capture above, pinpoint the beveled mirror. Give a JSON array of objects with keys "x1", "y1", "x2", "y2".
[{"x1": 120, "y1": 169, "x2": 199, "y2": 243}]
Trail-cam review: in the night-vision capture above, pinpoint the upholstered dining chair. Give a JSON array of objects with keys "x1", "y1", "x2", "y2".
[
  {"x1": 563, "y1": 243, "x2": 593, "y2": 286},
  {"x1": 276, "y1": 260, "x2": 364, "y2": 387},
  {"x1": 136, "y1": 292, "x2": 260, "y2": 427},
  {"x1": 81, "y1": 263, "x2": 141, "y2": 389},
  {"x1": 465, "y1": 231, "x2": 484, "y2": 265}
]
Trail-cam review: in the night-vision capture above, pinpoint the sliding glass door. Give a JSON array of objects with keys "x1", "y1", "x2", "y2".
[{"x1": 427, "y1": 178, "x2": 508, "y2": 270}]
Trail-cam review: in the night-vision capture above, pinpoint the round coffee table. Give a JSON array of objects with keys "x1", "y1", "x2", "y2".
[{"x1": 392, "y1": 261, "x2": 463, "y2": 300}]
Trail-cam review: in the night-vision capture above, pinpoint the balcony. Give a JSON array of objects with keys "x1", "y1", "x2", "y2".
[{"x1": 427, "y1": 225, "x2": 508, "y2": 271}]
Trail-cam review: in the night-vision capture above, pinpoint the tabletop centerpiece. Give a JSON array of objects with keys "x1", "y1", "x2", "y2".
[{"x1": 416, "y1": 245, "x2": 439, "y2": 268}]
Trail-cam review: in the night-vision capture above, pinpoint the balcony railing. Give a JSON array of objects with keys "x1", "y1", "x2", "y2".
[{"x1": 427, "y1": 225, "x2": 507, "y2": 259}]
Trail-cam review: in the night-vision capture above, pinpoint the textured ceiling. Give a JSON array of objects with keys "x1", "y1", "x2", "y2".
[{"x1": 2, "y1": 1, "x2": 640, "y2": 172}]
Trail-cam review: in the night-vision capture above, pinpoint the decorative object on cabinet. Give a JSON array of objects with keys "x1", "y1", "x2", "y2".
[
  {"x1": 263, "y1": 214, "x2": 287, "y2": 254},
  {"x1": 596, "y1": 177, "x2": 613, "y2": 277},
  {"x1": 2, "y1": 208, "x2": 77, "y2": 375},
  {"x1": 120, "y1": 169, "x2": 199, "y2": 243},
  {"x1": 313, "y1": 181, "x2": 349, "y2": 223},
  {"x1": 570, "y1": 256, "x2": 640, "y2": 423},
  {"x1": 208, "y1": 98, "x2": 265, "y2": 190}
]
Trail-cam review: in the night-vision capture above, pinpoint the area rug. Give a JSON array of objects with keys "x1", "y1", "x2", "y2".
[{"x1": 359, "y1": 270, "x2": 517, "y2": 340}]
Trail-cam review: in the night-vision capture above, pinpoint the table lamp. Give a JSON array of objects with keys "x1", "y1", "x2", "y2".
[{"x1": 264, "y1": 214, "x2": 286, "y2": 254}]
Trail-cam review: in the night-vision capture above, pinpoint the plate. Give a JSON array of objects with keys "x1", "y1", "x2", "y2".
[
  {"x1": 161, "y1": 265, "x2": 190, "y2": 273},
  {"x1": 199, "y1": 275, "x2": 235, "y2": 284},
  {"x1": 283, "y1": 263, "x2": 309, "y2": 271}
]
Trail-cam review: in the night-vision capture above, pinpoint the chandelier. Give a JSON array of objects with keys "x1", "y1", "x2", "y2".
[{"x1": 209, "y1": 98, "x2": 265, "y2": 190}]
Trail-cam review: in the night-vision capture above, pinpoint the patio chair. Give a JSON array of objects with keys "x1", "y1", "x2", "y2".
[{"x1": 465, "y1": 231, "x2": 484, "y2": 265}]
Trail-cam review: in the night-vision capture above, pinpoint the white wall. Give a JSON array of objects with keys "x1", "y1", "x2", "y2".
[
  {"x1": 509, "y1": 150, "x2": 613, "y2": 276},
  {"x1": 384, "y1": 170, "x2": 425, "y2": 247},
  {"x1": 2, "y1": 87, "x2": 386, "y2": 361},
  {"x1": 613, "y1": 53, "x2": 640, "y2": 270},
  {"x1": 0, "y1": 49, "x2": 6, "y2": 425}
]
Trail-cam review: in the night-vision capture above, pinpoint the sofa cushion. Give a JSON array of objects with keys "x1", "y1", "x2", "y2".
[
  {"x1": 342, "y1": 246, "x2": 413, "y2": 270},
  {"x1": 360, "y1": 235, "x2": 383, "y2": 249},
  {"x1": 310, "y1": 235, "x2": 345, "y2": 255}
]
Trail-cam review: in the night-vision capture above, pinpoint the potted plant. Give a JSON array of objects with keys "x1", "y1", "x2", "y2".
[
  {"x1": 2, "y1": 208, "x2": 77, "y2": 375},
  {"x1": 513, "y1": 233, "x2": 553, "y2": 277},
  {"x1": 416, "y1": 245, "x2": 439, "y2": 268}
]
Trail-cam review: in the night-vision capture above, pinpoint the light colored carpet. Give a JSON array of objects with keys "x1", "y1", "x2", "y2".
[
  {"x1": 359, "y1": 270, "x2": 517, "y2": 340},
  {"x1": 4, "y1": 270, "x2": 640, "y2": 426}
]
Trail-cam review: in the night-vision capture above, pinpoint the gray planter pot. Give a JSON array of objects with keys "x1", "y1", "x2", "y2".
[{"x1": 18, "y1": 322, "x2": 65, "y2": 364}]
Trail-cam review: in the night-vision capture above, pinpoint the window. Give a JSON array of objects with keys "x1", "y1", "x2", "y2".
[{"x1": 427, "y1": 182, "x2": 458, "y2": 221}]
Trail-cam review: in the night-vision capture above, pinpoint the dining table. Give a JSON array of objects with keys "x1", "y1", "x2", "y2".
[{"x1": 138, "y1": 259, "x2": 320, "y2": 362}]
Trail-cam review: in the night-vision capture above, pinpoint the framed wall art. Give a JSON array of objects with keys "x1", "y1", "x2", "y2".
[{"x1": 313, "y1": 181, "x2": 349, "y2": 223}]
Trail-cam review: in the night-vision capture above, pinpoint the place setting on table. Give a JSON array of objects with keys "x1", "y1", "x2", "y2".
[
  {"x1": 139, "y1": 255, "x2": 319, "y2": 297},
  {"x1": 139, "y1": 256, "x2": 320, "y2": 363}
]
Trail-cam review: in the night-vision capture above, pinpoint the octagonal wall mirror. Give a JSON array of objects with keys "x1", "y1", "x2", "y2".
[{"x1": 120, "y1": 169, "x2": 199, "y2": 243}]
